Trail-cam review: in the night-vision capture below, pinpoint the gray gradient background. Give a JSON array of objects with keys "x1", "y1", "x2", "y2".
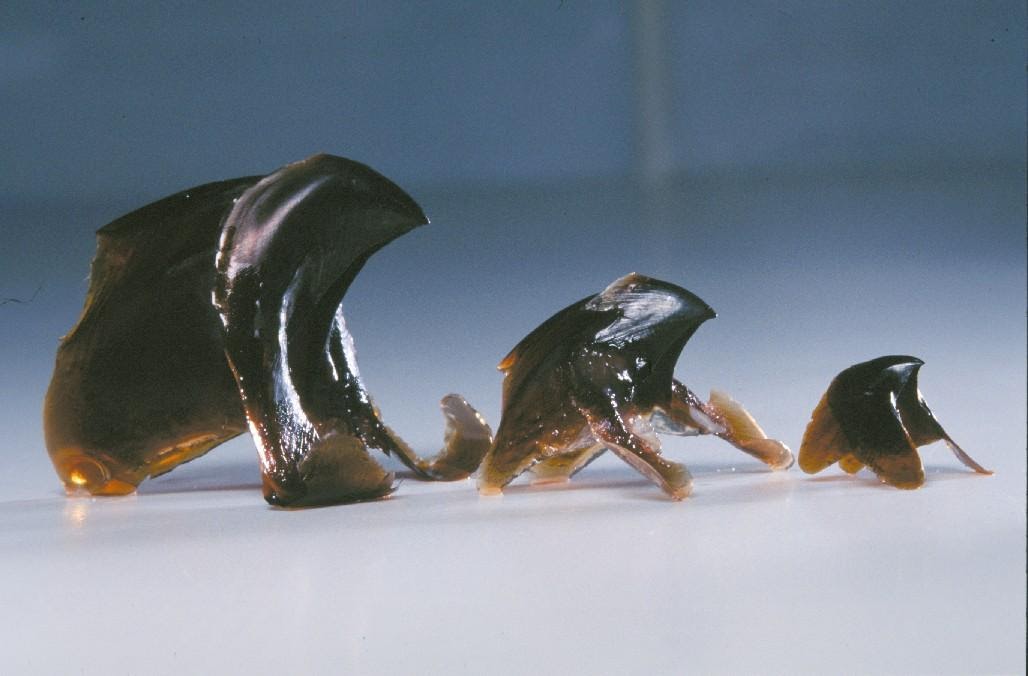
[{"x1": 0, "y1": 2, "x2": 1025, "y2": 671}]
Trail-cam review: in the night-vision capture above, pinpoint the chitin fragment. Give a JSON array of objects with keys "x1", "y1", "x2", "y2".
[
  {"x1": 474, "y1": 274, "x2": 793, "y2": 500},
  {"x1": 798, "y1": 355, "x2": 991, "y2": 489},
  {"x1": 44, "y1": 154, "x2": 492, "y2": 507}
]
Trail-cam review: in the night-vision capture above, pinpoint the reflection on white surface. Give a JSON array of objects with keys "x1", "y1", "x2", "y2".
[
  {"x1": 62, "y1": 499, "x2": 89, "y2": 529},
  {"x1": 1, "y1": 438, "x2": 1024, "y2": 675}
]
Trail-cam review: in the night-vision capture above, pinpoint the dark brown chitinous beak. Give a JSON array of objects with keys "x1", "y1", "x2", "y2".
[
  {"x1": 44, "y1": 153, "x2": 491, "y2": 507},
  {"x1": 473, "y1": 273, "x2": 792, "y2": 500},
  {"x1": 798, "y1": 355, "x2": 992, "y2": 488}
]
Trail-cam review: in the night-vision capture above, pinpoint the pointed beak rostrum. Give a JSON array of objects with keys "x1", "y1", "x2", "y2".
[
  {"x1": 862, "y1": 355, "x2": 924, "y2": 392},
  {"x1": 671, "y1": 283, "x2": 715, "y2": 335},
  {"x1": 349, "y1": 164, "x2": 429, "y2": 232},
  {"x1": 382, "y1": 179, "x2": 429, "y2": 228},
  {"x1": 692, "y1": 300, "x2": 717, "y2": 324},
  {"x1": 304, "y1": 153, "x2": 430, "y2": 231},
  {"x1": 897, "y1": 355, "x2": 925, "y2": 370},
  {"x1": 590, "y1": 274, "x2": 716, "y2": 344}
]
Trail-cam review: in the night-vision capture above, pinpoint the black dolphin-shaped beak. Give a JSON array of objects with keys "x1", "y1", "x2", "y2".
[
  {"x1": 44, "y1": 153, "x2": 490, "y2": 507},
  {"x1": 474, "y1": 273, "x2": 791, "y2": 500},
  {"x1": 798, "y1": 355, "x2": 992, "y2": 489}
]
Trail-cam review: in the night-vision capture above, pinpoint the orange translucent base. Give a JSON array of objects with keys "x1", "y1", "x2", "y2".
[
  {"x1": 54, "y1": 452, "x2": 139, "y2": 496},
  {"x1": 50, "y1": 435, "x2": 226, "y2": 497}
]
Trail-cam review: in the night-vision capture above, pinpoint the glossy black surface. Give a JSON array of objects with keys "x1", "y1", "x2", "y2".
[
  {"x1": 827, "y1": 355, "x2": 930, "y2": 460},
  {"x1": 801, "y1": 355, "x2": 992, "y2": 488},
  {"x1": 477, "y1": 274, "x2": 791, "y2": 499},
  {"x1": 45, "y1": 154, "x2": 491, "y2": 506},
  {"x1": 495, "y1": 274, "x2": 715, "y2": 444},
  {"x1": 212, "y1": 154, "x2": 432, "y2": 505}
]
